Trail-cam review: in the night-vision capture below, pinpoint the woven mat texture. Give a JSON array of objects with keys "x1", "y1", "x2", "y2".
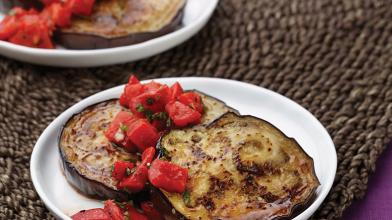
[{"x1": 1, "y1": 0, "x2": 392, "y2": 219}]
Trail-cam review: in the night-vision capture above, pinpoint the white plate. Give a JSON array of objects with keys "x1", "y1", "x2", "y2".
[
  {"x1": 30, "y1": 77, "x2": 337, "y2": 220},
  {"x1": 0, "y1": 0, "x2": 218, "y2": 67}
]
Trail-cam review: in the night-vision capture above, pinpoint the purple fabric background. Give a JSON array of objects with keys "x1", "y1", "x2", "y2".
[{"x1": 343, "y1": 141, "x2": 392, "y2": 220}]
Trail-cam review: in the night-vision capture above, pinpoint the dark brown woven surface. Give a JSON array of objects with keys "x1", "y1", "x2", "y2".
[{"x1": 1, "y1": 0, "x2": 392, "y2": 219}]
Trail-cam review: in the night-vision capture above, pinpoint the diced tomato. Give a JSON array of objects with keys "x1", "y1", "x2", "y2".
[
  {"x1": 67, "y1": 0, "x2": 95, "y2": 16},
  {"x1": 112, "y1": 161, "x2": 135, "y2": 181},
  {"x1": 165, "y1": 101, "x2": 201, "y2": 127},
  {"x1": 140, "y1": 201, "x2": 164, "y2": 220},
  {"x1": 118, "y1": 165, "x2": 148, "y2": 192},
  {"x1": 143, "y1": 81, "x2": 162, "y2": 92},
  {"x1": 41, "y1": 0, "x2": 62, "y2": 6},
  {"x1": 104, "y1": 200, "x2": 124, "y2": 220},
  {"x1": 0, "y1": 16, "x2": 20, "y2": 40},
  {"x1": 104, "y1": 111, "x2": 137, "y2": 152},
  {"x1": 71, "y1": 208, "x2": 111, "y2": 220},
  {"x1": 9, "y1": 15, "x2": 54, "y2": 49},
  {"x1": 130, "y1": 85, "x2": 171, "y2": 117},
  {"x1": 127, "y1": 205, "x2": 148, "y2": 220},
  {"x1": 148, "y1": 159, "x2": 188, "y2": 193},
  {"x1": 120, "y1": 83, "x2": 144, "y2": 108},
  {"x1": 170, "y1": 82, "x2": 184, "y2": 100},
  {"x1": 128, "y1": 75, "x2": 140, "y2": 84},
  {"x1": 178, "y1": 92, "x2": 203, "y2": 113},
  {"x1": 40, "y1": 3, "x2": 72, "y2": 28},
  {"x1": 126, "y1": 119, "x2": 159, "y2": 152},
  {"x1": 141, "y1": 147, "x2": 155, "y2": 165}
]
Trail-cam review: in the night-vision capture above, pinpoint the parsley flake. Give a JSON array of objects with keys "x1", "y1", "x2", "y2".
[
  {"x1": 183, "y1": 190, "x2": 191, "y2": 206},
  {"x1": 146, "y1": 97, "x2": 155, "y2": 105},
  {"x1": 120, "y1": 123, "x2": 128, "y2": 132},
  {"x1": 136, "y1": 104, "x2": 145, "y2": 112}
]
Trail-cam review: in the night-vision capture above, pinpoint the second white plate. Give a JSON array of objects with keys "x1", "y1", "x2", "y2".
[
  {"x1": 0, "y1": 0, "x2": 218, "y2": 67},
  {"x1": 30, "y1": 77, "x2": 337, "y2": 219}
]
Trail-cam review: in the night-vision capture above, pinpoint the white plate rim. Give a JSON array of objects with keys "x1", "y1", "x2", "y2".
[
  {"x1": 0, "y1": 0, "x2": 219, "y2": 67},
  {"x1": 30, "y1": 77, "x2": 337, "y2": 220}
]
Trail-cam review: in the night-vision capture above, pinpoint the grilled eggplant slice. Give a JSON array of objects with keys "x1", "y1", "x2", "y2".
[
  {"x1": 156, "y1": 112, "x2": 320, "y2": 220},
  {"x1": 56, "y1": 0, "x2": 186, "y2": 49},
  {"x1": 59, "y1": 100, "x2": 137, "y2": 200}
]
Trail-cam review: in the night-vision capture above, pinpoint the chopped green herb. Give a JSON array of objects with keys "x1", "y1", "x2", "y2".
[
  {"x1": 146, "y1": 97, "x2": 155, "y2": 105},
  {"x1": 156, "y1": 95, "x2": 161, "y2": 100},
  {"x1": 120, "y1": 123, "x2": 128, "y2": 132},
  {"x1": 136, "y1": 104, "x2": 145, "y2": 112},
  {"x1": 144, "y1": 109, "x2": 154, "y2": 122},
  {"x1": 111, "y1": 165, "x2": 115, "y2": 173},
  {"x1": 183, "y1": 190, "x2": 191, "y2": 206},
  {"x1": 126, "y1": 157, "x2": 136, "y2": 163},
  {"x1": 114, "y1": 200, "x2": 127, "y2": 210}
]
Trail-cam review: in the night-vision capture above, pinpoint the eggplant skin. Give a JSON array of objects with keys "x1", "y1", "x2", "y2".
[
  {"x1": 56, "y1": 0, "x2": 186, "y2": 49},
  {"x1": 156, "y1": 112, "x2": 320, "y2": 220},
  {"x1": 193, "y1": 90, "x2": 239, "y2": 126},
  {"x1": 59, "y1": 99, "x2": 136, "y2": 201}
]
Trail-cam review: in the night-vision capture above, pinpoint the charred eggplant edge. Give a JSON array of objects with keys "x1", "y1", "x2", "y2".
[
  {"x1": 55, "y1": 8, "x2": 184, "y2": 49},
  {"x1": 154, "y1": 112, "x2": 320, "y2": 220},
  {"x1": 58, "y1": 99, "x2": 133, "y2": 201},
  {"x1": 187, "y1": 89, "x2": 240, "y2": 115}
]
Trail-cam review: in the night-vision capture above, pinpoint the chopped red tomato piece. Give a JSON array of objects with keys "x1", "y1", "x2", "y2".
[
  {"x1": 119, "y1": 83, "x2": 144, "y2": 108},
  {"x1": 128, "y1": 75, "x2": 140, "y2": 84},
  {"x1": 40, "y1": 3, "x2": 72, "y2": 28},
  {"x1": 178, "y1": 92, "x2": 203, "y2": 113},
  {"x1": 0, "y1": 16, "x2": 20, "y2": 40},
  {"x1": 148, "y1": 159, "x2": 188, "y2": 193},
  {"x1": 126, "y1": 119, "x2": 159, "y2": 152},
  {"x1": 104, "y1": 200, "x2": 124, "y2": 220},
  {"x1": 118, "y1": 165, "x2": 148, "y2": 192},
  {"x1": 104, "y1": 111, "x2": 137, "y2": 152},
  {"x1": 143, "y1": 81, "x2": 162, "y2": 92},
  {"x1": 67, "y1": 0, "x2": 95, "y2": 16},
  {"x1": 165, "y1": 101, "x2": 201, "y2": 127},
  {"x1": 141, "y1": 201, "x2": 164, "y2": 220},
  {"x1": 112, "y1": 161, "x2": 135, "y2": 181},
  {"x1": 127, "y1": 205, "x2": 148, "y2": 220},
  {"x1": 170, "y1": 82, "x2": 184, "y2": 100},
  {"x1": 71, "y1": 208, "x2": 111, "y2": 220},
  {"x1": 130, "y1": 85, "x2": 171, "y2": 117},
  {"x1": 9, "y1": 15, "x2": 54, "y2": 49},
  {"x1": 141, "y1": 147, "x2": 155, "y2": 165}
]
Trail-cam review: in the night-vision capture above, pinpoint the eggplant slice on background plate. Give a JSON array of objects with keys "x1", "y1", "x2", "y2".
[
  {"x1": 8, "y1": 0, "x2": 186, "y2": 49},
  {"x1": 155, "y1": 112, "x2": 320, "y2": 220},
  {"x1": 58, "y1": 91, "x2": 237, "y2": 201},
  {"x1": 57, "y1": 0, "x2": 186, "y2": 49}
]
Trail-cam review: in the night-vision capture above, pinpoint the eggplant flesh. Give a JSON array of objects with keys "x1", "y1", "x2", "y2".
[
  {"x1": 156, "y1": 112, "x2": 320, "y2": 220},
  {"x1": 57, "y1": 0, "x2": 186, "y2": 49},
  {"x1": 195, "y1": 90, "x2": 239, "y2": 126},
  {"x1": 59, "y1": 100, "x2": 136, "y2": 200}
]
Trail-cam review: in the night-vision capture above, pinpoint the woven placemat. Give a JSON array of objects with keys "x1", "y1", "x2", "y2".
[{"x1": 1, "y1": 0, "x2": 392, "y2": 219}]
